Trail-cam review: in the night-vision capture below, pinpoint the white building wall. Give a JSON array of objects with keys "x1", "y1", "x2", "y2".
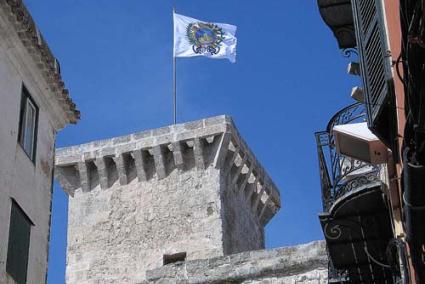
[{"x1": 0, "y1": 12, "x2": 59, "y2": 284}]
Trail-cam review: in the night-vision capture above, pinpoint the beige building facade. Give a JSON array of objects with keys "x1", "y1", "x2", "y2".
[{"x1": 0, "y1": 1, "x2": 78, "y2": 283}]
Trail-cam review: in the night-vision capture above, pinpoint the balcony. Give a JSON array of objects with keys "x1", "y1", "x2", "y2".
[
  {"x1": 317, "y1": 0, "x2": 356, "y2": 49},
  {"x1": 315, "y1": 102, "x2": 396, "y2": 283},
  {"x1": 318, "y1": 0, "x2": 399, "y2": 153}
]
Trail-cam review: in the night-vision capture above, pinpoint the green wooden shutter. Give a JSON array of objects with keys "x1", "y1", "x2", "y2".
[
  {"x1": 351, "y1": 0, "x2": 398, "y2": 151},
  {"x1": 6, "y1": 200, "x2": 32, "y2": 284}
]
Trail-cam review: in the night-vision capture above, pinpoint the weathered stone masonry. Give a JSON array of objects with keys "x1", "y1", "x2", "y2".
[
  {"x1": 55, "y1": 115, "x2": 281, "y2": 283},
  {"x1": 142, "y1": 241, "x2": 328, "y2": 284}
]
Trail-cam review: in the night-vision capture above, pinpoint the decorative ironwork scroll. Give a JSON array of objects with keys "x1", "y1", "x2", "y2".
[
  {"x1": 342, "y1": 47, "x2": 358, "y2": 59},
  {"x1": 315, "y1": 102, "x2": 381, "y2": 211}
]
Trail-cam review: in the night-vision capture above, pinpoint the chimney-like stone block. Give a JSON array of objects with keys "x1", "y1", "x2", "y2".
[
  {"x1": 152, "y1": 145, "x2": 167, "y2": 179},
  {"x1": 193, "y1": 138, "x2": 205, "y2": 170},
  {"x1": 171, "y1": 141, "x2": 184, "y2": 170},
  {"x1": 131, "y1": 150, "x2": 148, "y2": 182},
  {"x1": 113, "y1": 154, "x2": 128, "y2": 185},
  {"x1": 94, "y1": 157, "x2": 108, "y2": 189},
  {"x1": 77, "y1": 161, "x2": 90, "y2": 193}
]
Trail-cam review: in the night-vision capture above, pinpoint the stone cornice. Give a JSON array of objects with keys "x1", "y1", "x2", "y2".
[
  {"x1": 0, "y1": 0, "x2": 79, "y2": 124},
  {"x1": 55, "y1": 115, "x2": 281, "y2": 226}
]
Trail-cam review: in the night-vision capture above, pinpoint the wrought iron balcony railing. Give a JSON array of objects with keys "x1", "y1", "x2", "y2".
[{"x1": 315, "y1": 102, "x2": 381, "y2": 211}]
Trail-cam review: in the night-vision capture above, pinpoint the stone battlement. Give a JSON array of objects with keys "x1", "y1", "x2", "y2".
[{"x1": 55, "y1": 115, "x2": 280, "y2": 225}]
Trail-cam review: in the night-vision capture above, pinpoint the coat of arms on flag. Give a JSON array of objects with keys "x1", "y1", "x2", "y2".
[
  {"x1": 173, "y1": 12, "x2": 237, "y2": 63},
  {"x1": 186, "y1": 22, "x2": 225, "y2": 55}
]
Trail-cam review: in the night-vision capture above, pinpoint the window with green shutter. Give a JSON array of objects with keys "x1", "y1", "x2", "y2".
[
  {"x1": 18, "y1": 86, "x2": 39, "y2": 162},
  {"x1": 6, "y1": 200, "x2": 33, "y2": 284}
]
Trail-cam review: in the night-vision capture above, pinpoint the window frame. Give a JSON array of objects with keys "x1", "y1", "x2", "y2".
[
  {"x1": 6, "y1": 199, "x2": 34, "y2": 284},
  {"x1": 18, "y1": 85, "x2": 39, "y2": 163}
]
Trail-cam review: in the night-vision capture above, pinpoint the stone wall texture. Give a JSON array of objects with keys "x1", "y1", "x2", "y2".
[
  {"x1": 66, "y1": 167, "x2": 226, "y2": 283},
  {"x1": 222, "y1": 174, "x2": 265, "y2": 255},
  {"x1": 56, "y1": 116, "x2": 281, "y2": 283},
  {"x1": 142, "y1": 241, "x2": 328, "y2": 284}
]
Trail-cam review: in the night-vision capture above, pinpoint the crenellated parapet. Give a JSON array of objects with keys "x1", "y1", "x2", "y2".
[{"x1": 55, "y1": 115, "x2": 280, "y2": 225}]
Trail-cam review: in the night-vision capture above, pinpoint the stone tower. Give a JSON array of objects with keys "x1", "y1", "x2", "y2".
[{"x1": 55, "y1": 115, "x2": 281, "y2": 283}]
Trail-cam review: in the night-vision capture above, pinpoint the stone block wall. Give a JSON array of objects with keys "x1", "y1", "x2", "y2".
[
  {"x1": 66, "y1": 166, "x2": 225, "y2": 283},
  {"x1": 142, "y1": 241, "x2": 328, "y2": 284},
  {"x1": 55, "y1": 116, "x2": 281, "y2": 283},
  {"x1": 221, "y1": 169, "x2": 266, "y2": 254}
]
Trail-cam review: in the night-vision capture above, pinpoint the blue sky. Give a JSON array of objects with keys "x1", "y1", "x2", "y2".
[{"x1": 24, "y1": 1, "x2": 359, "y2": 283}]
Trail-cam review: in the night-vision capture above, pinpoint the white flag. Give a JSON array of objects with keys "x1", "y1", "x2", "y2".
[{"x1": 173, "y1": 12, "x2": 237, "y2": 63}]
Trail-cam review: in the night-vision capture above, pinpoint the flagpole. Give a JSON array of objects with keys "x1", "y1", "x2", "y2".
[{"x1": 172, "y1": 7, "x2": 177, "y2": 124}]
